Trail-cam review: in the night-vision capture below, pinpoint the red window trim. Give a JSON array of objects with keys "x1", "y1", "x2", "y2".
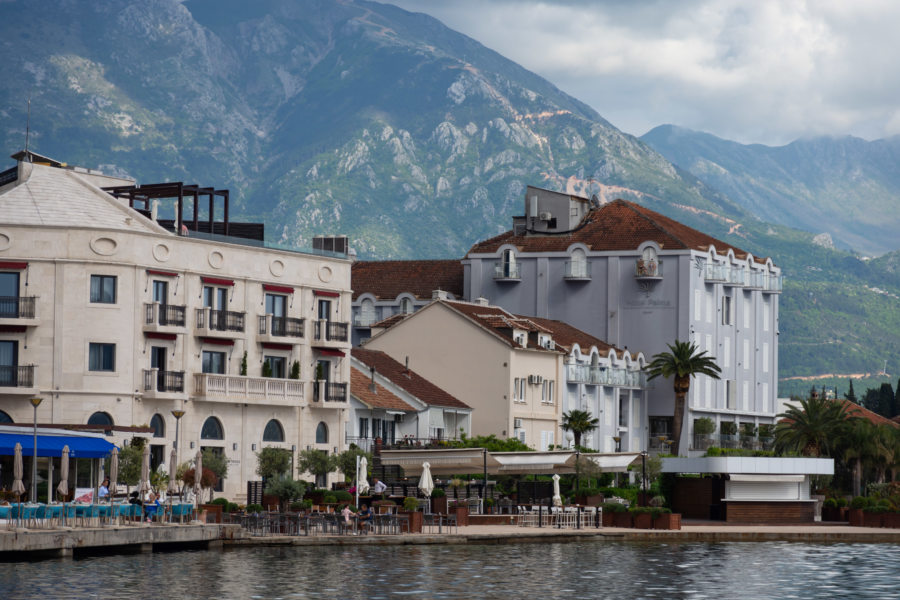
[
  {"x1": 263, "y1": 284, "x2": 294, "y2": 295},
  {"x1": 315, "y1": 348, "x2": 345, "y2": 357},
  {"x1": 0, "y1": 261, "x2": 28, "y2": 270},
  {"x1": 147, "y1": 269, "x2": 179, "y2": 277},
  {"x1": 314, "y1": 290, "x2": 340, "y2": 298},
  {"x1": 201, "y1": 337, "x2": 235, "y2": 346},
  {"x1": 261, "y1": 342, "x2": 293, "y2": 351},
  {"x1": 201, "y1": 277, "x2": 235, "y2": 287},
  {"x1": 144, "y1": 332, "x2": 177, "y2": 341}
]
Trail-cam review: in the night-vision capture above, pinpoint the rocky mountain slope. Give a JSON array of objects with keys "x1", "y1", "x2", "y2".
[
  {"x1": 642, "y1": 125, "x2": 900, "y2": 257},
  {"x1": 1, "y1": 0, "x2": 898, "y2": 383}
]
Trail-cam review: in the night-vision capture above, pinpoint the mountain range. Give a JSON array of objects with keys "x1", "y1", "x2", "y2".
[{"x1": 0, "y1": 0, "x2": 898, "y2": 387}]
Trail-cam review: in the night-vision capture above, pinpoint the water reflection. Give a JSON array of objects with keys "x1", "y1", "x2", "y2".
[{"x1": 1, "y1": 541, "x2": 896, "y2": 599}]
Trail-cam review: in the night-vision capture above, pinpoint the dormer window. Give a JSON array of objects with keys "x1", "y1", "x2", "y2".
[
  {"x1": 399, "y1": 297, "x2": 413, "y2": 314},
  {"x1": 514, "y1": 332, "x2": 527, "y2": 347},
  {"x1": 636, "y1": 247, "x2": 661, "y2": 278},
  {"x1": 565, "y1": 248, "x2": 590, "y2": 279},
  {"x1": 494, "y1": 249, "x2": 520, "y2": 280}
]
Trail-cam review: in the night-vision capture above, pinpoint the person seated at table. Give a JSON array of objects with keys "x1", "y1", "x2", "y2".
[
  {"x1": 340, "y1": 504, "x2": 357, "y2": 532},
  {"x1": 357, "y1": 504, "x2": 373, "y2": 531},
  {"x1": 99, "y1": 478, "x2": 110, "y2": 499},
  {"x1": 143, "y1": 492, "x2": 161, "y2": 523}
]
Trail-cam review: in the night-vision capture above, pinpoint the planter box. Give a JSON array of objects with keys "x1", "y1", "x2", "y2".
[
  {"x1": 200, "y1": 503, "x2": 223, "y2": 523},
  {"x1": 453, "y1": 505, "x2": 469, "y2": 527},
  {"x1": 863, "y1": 512, "x2": 884, "y2": 528},
  {"x1": 849, "y1": 508, "x2": 864, "y2": 527},
  {"x1": 839, "y1": 507, "x2": 849, "y2": 522},
  {"x1": 653, "y1": 513, "x2": 682, "y2": 530},
  {"x1": 612, "y1": 512, "x2": 632, "y2": 528},
  {"x1": 577, "y1": 494, "x2": 604, "y2": 506},
  {"x1": 432, "y1": 496, "x2": 448, "y2": 514},
  {"x1": 822, "y1": 507, "x2": 840, "y2": 522},
  {"x1": 401, "y1": 510, "x2": 423, "y2": 533},
  {"x1": 601, "y1": 510, "x2": 614, "y2": 527},
  {"x1": 883, "y1": 512, "x2": 900, "y2": 529},
  {"x1": 633, "y1": 513, "x2": 652, "y2": 529}
]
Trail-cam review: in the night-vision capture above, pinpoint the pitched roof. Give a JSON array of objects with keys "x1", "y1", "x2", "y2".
[
  {"x1": 352, "y1": 259, "x2": 463, "y2": 301},
  {"x1": 0, "y1": 162, "x2": 165, "y2": 234},
  {"x1": 467, "y1": 198, "x2": 765, "y2": 264},
  {"x1": 349, "y1": 368, "x2": 416, "y2": 411},
  {"x1": 839, "y1": 399, "x2": 900, "y2": 428},
  {"x1": 441, "y1": 300, "x2": 562, "y2": 354},
  {"x1": 370, "y1": 313, "x2": 410, "y2": 330},
  {"x1": 351, "y1": 348, "x2": 470, "y2": 410},
  {"x1": 524, "y1": 316, "x2": 624, "y2": 356}
]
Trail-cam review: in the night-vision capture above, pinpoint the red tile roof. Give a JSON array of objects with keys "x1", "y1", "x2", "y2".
[
  {"x1": 524, "y1": 316, "x2": 625, "y2": 356},
  {"x1": 839, "y1": 399, "x2": 900, "y2": 428},
  {"x1": 370, "y1": 313, "x2": 410, "y2": 330},
  {"x1": 467, "y1": 198, "x2": 766, "y2": 264},
  {"x1": 349, "y1": 368, "x2": 416, "y2": 411},
  {"x1": 441, "y1": 301, "x2": 562, "y2": 353},
  {"x1": 352, "y1": 259, "x2": 463, "y2": 301},
  {"x1": 351, "y1": 348, "x2": 470, "y2": 409}
]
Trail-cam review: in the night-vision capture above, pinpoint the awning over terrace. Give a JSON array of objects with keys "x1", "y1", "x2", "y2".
[{"x1": 380, "y1": 449, "x2": 640, "y2": 476}]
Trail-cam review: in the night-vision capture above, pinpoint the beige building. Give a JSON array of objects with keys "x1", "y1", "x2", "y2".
[
  {"x1": 0, "y1": 153, "x2": 352, "y2": 500},
  {"x1": 364, "y1": 299, "x2": 564, "y2": 449}
]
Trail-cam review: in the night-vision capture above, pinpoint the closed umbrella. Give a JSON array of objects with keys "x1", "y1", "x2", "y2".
[
  {"x1": 552, "y1": 473, "x2": 562, "y2": 507},
  {"x1": 357, "y1": 456, "x2": 370, "y2": 495},
  {"x1": 193, "y1": 450, "x2": 202, "y2": 508},
  {"x1": 419, "y1": 461, "x2": 434, "y2": 514},
  {"x1": 167, "y1": 448, "x2": 179, "y2": 496},
  {"x1": 56, "y1": 445, "x2": 69, "y2": 498},
  {"x1": 139, "y1": 444, "x2": 151, "y2": 498},
  {"x1": 11, "y1": 442, "x2": 25, "y2": 497},
  {"x1": 109, "y1": 447, "x2": 119, "y2": 504}
]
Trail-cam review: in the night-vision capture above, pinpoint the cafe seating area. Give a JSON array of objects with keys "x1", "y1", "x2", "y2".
[{"x1": 0, "y1": 501, "x2": 198, "y2": 529}]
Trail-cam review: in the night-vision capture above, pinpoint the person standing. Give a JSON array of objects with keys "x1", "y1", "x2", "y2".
[
  {"x1": 371, "y1": 478, "x2": 387, "y2": 500},
  {"x1": 99, "y1": 478, "x2": 110, "y2": 499}
]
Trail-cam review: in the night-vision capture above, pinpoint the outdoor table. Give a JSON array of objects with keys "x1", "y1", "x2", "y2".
[{"x1": 0, "y1": 505, "x2": 11, "y2": 520}]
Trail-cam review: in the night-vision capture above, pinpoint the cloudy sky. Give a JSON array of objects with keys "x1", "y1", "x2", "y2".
[{"x1": 389, "y1": 0, "x2": 899, "y2": 146}]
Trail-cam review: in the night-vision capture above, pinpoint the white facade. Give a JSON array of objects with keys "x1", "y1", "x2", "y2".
[{"x1": 0, "y1": 159, "x2": 352, "y2": 500}]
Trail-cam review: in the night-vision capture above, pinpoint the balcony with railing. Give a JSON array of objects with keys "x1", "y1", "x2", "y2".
[
  {"x1": 142, "y1": 369, "x2": 186, "y2": 398},
  {"x1": 195, "y1": 307, "x2": 245, "y2": 338},
  {"x1": 313, "y1": 319, "x2": 349, "y2": 346},
  {"x1": 257, "y1": 314, "x2": 305, "y2": 343},
  {"x1": 493, "y1": 261, "x2": 521, "y2": 281},
  {"x1": 763, "y1": 274, "x2": 783, "y2": 293},
  {"x1": 0, "y1": 296, "x2": 38, "y2": 326},
  {"x1": 634, "y1": 259, "x2": 663, "y2": 280},
  {"x1": 0, "y1": 365, "x2": 36, "y2": 393},
  {"x1": 193, "y1": 373, "x2": 304, "y2": 406},
  {"x1": 353, "y1": 312, "x2": 378, "y2": 327},
  {"x1": 565, "y1": 364, "x2": 645, "y2": 388},
  {"x1": 143, "y1": 302, "x2": 186, "y2": 333},
  {"x1": 564, "y1": 260, "x2": 591, "y2": 280},
  {"x1": 691, "y1": 433, "x2": 775, "y2": 451},
  {"x1": 312, "y1": 381, "x2": 348, "y2": 404}
]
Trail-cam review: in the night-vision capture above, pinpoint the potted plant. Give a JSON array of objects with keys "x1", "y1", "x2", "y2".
[
  {"x1": 849, "y1": 496, "x2": 867, "y2": 526},
  {"x1": 651, "y1": 507, "x2": 681, "y2": 530},
  {"x1": 431, "y1": 488, "x2": 448, "y2": 514},
  {"x1": 693, "y1": 417, "x2": 716, "y2": 450},
  {"x1": 606, "y1": 502, "x2": 631, "y2": 528},
  {"x1": 400, "y1": 496, "x2": 423, "y2": 533},
  {"x1": 631, "y1": 506, "x2": 652, "y2": 529},
  {"x1": 863, "y1": 503, "x2": 887, "y2": 528},
  {"x1": 822, "y1": 497, "x2": 839, "y2": 522}
]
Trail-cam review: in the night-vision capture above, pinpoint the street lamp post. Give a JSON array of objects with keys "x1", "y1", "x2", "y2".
[
  {"x1": 171, "y1": 409, "x2": 185, "y2": 466},
  {"x1": 30, "y1": 397, "x2": 42, "y2": 503}
]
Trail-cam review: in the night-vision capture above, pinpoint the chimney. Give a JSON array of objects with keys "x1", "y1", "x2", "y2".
[
  {"x1": 369, "y1": 366, "x2": 377, "y2": 394},
  {"x1": 432, "y1": 289, "x2": 450, "y2": 301},
  {"x1": 404, "y1": 356, "x2": 411, "y2": 377},
  {"x1": 475, "y1": 297, "x2": 490, "y2": 306}
]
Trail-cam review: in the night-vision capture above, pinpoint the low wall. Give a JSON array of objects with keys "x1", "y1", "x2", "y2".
[{"x1": 724, "y1": 501, "x2": 815, "y2": 524}]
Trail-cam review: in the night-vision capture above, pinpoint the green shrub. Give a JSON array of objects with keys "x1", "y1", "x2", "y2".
[
  {"x1": 837, "y1": 497, "x2": 848, "y2": 508},
  {"x1": 693, "y1": 417, "x2": 715, "y2": 435},
  {"x1": 630, "y1": 506, "x2": 651, "y2": 515},
  {"x1": 246, "y1": 504, "x2": 264, "y2": 513},
  {"x1": 850, "y1": 496, "x2": 869, "y2": 509},
  {"x1": 333, "y1": 490, "x2": 352, "y2": 502},
  {"x1": 720, "y1": 422, "x2": 738, "y2": 436},
  {"x1": 601, "y1": 502, "x2": 627, "y2": 513},
  {"x1": 403, "y1": 497, "x2": 419, "y2": 511},
  {"x1": 823, "y1": 498, "x2": 838, "y2": 509},
  {"x1": 209, "y1": 497, "x2": 229, "y2": 506},
  {"x1": 597, "y1": 487, "x2": 637, "y2": 504},
  {"x1": 289, "y1": 501, "x2": 305, "y2": 512},
  {"x1": 323, "y1": 494, "x2": 338, "y2": 504},
  {"x1": 431, "y1": 488, "x2": 446, "y2": 498},
  {"x1": 649, "y1": 507, "x2": 671, "y2": 519}
]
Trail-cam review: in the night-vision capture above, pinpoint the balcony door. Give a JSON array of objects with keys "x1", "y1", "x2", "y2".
[
  {"x1": 0, "y1": 272, "x2": 19, "y2": 318},
  {"x1": 266, "y1": 293, "x2": 286, "y2": 335},
  {"x1": 151, "y1": 346, "x2": 166, "y2": 390},
  {"x1": 317, "y1": 299, "x2": 331, "y2": 321},
  {"x1": 0, "y1": 341, "x2": 17, "y2": 386},
  {"x1": 153, "y1": 280, "x2": 168, "y2": 305}
]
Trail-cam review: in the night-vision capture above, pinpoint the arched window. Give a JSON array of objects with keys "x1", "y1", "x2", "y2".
[
  {"x1": 87, "y1": 412, "x2": 113, "y2": 426},
  {"x1": 150, "y1": 414, "x2": 165, "y2": 438},
  {"x1": 263, "y1": 419, "x2": 285, "y2": 442},
  {"x1": 569, "y1": 248, "x2": 588, "y2": 278},
  {"x1": 315, "y1": 421, "x2": 328, "y2": 444},
  {"x1": 638, "y1": 247, "x2": 659, "y2": 276},
  {"x1": 399, "y1": 297, "x2": 413, "y2": 315},
  {"x1": 502, "y1": 249, "x2": 517, "y2": 277},
  {"x1": 360, "y1": 298, "x2": 376, "y2": 325},
  {"x1": 201, "y1": 416, "x2": 224, "y2": 440},
  {"x1": 0, "y1": 410, "x2": 12, "y2": 423}
]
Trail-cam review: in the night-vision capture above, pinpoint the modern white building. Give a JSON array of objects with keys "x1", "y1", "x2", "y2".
[
  {"x1": 463, "y1": 186, "x2": 782, "y2": 455},
  {"x1": 0, "y1": 152, "x2": 352, "y2": 500}
]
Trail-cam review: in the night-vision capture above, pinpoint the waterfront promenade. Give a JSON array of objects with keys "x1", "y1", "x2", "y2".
[{"x1": 3, "y1": 520, "x2": 900, "y2": 559}]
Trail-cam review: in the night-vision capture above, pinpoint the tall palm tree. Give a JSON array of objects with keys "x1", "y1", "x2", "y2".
[
  {"x1": 645, "y1": 340, "x2": 722, "y2": 454},
  {"x1": 561, "y1": 409, "x2": 600, "y2": 448},
  {"x1": 774, "y1": 395, "x2": 855, "y2": 457},
  {"x1": 841, "y1": 419, "x2": 878, "y2": 496}
]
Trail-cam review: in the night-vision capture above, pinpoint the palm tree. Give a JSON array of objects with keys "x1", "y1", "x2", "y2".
[
  {"x1": 774, "y1": 395, "x2": 855, "y2": 457},
  {"x1": 561, "y1": 409, "x2": 599, "y2": 448},
  {"x1": 841, "y1": 419, "x2": 878, "y2": 496},
  {"x1": 645, "y1": 340, "x2": 722, "y2": 454}
]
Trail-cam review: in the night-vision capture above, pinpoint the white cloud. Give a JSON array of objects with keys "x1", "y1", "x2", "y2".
[{"x1": 389, "y1": 0, "x2": 900, "y2": 144}]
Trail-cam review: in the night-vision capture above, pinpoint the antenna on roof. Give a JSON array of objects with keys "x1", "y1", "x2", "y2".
[
  {"x1": 24, "y1": 95, "x2": 32, "y2": 162},
  {"x1": 369, "y1": 366, "x2": 377, "y2": 394}
]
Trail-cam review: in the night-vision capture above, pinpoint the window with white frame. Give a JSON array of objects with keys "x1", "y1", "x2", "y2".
[
  {"x1": 359, "y1": 417, "x2": 369, "y2": 438},
  {"x1": 722, "y1": 295, "x2": 733, "y2": 325},
  {"x1": 88, "y1": 343, "x2": 115, "y2": 372},
  {"x1": 726, "y1": 380, "x2": 737, "y2": 410},
  {"x1": 399, "y1": 297, "x2": 413, "y2": 314},
  {"x1": 541, "y1": 379, "x2": 554, "y2": 403}
]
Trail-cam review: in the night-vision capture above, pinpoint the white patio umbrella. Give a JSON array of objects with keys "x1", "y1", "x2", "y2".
[
  {"x1": 108, "y1": 447, "x2": 119, "y2": 504},
  {"x1": 193, "y1": 450, "x2": 202, "y2": 509},
  {"x1": 167, "y1": 448, "x2": 179, "y2": 496},
  {"x1": 11, "y1": 442, "x2": 25, "y2": 498},
  {"x1": 56, "y1": 445, "x2": 69, "y2": 498},
  {"x1": 419, "y1": 461, "x2": 434, "y2": 514},
  {"x1": 552, "y1": 473, "x2": 562, "y2": 507},
  {"x1": 357, "y1": 456, "x2": 370, "y2": 496},
  {"x1": 139, "y1": 444, "x2": 151, "y2": 498}
]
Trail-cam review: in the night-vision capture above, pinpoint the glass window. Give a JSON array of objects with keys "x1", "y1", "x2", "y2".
[
  {"x1": 317, "y1": 299, "x2": 331, "y2": 320},
  {"x1": 150, "y1": 414, "x2": 165, "y2": 438},
  {"x1": 399, "y1": 298, "x2": 413, "y2": 314},
  {"x1": 264, "y1": 356, "x2": 286, "y2": 378},
  {"x1": 265, "y1": 294, "x2": 286, "y2": 317},
  {"x1": 153, "y1": 280, "x2": 168, "y2": 305},
  {"x1": 202, "y1": 351, "x2": 226, "y2": 374},
  {"x1": 263, "y1": 419, "x2": 285, "y2": 442},
  {"x1": 87, "y1": 412, "x2": 113, "y2": 426},
  {"x1": 0, "y1": 410, "x2": 11, "y2": 423},
  {"x1": 359, "y1": 417, "x2": 369, "y2": 438},
  {"x1": 316, "y1": 422, "x2": 328, "y2": 444},
  {"x1": 201, "y1": 417, "x2": 224, "y2": 440},
  {"x1": 88, "y1": 343, "x2": 116, "y2": 371},
  {"x1": 0, "y1": 272, "x2": 20, "y2": 318},
  {"x1": 90, "y1": 275, "x2": 117, "y2": 304}
]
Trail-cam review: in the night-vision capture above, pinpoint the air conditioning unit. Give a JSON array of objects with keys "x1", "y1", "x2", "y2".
[
  {"x1": 514, "y1": 418, "x2": 523, "y2": 429},
  {"x1": 538, "y1": 211, "x2": 553, "y2": 221},
  {"x1": 394, "y1": 413, "x2": 405, "y2": 423}
]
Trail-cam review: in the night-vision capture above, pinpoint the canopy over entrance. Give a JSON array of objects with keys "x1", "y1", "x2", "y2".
[
  {"x1": 380, "y1": 449, "x2": 640, "y2": 476},
  {"x1": 0, "y1": 426, "x2": 117, "y2": 458}
]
